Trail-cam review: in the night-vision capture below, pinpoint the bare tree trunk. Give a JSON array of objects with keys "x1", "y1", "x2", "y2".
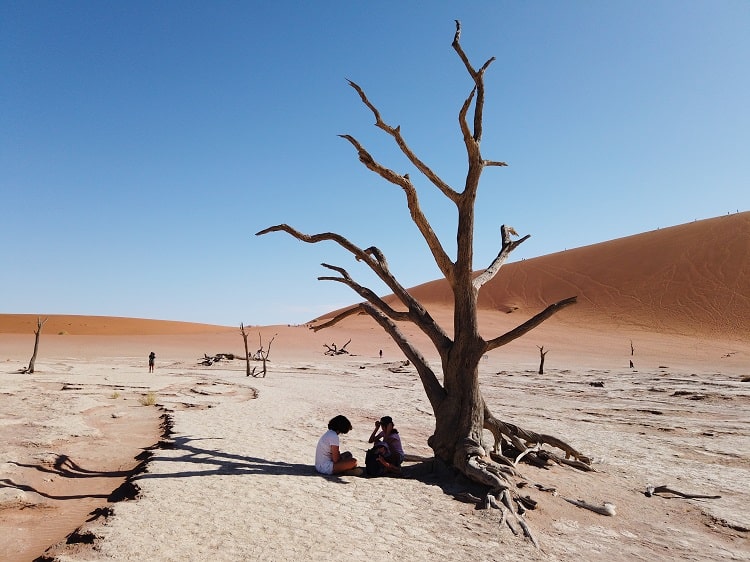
[
  {"x1": 240, "y1": 323, "x2": 251, "y2": 377},
  {"x1": 24, "y1": 317, "x2": 48, "y2": 374},
  {"x1": 537, "y1": 345, "x2": 548, "y2": 375}
]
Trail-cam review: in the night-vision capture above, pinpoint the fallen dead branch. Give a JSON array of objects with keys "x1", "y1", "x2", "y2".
[
  {"x1": 563, "y1": 497, "x2": 617, "y2": 516},
  {"x1": 198, "y1": 353, "x2": 235, "y2": 366},
  {"x1": 644, "y1": 485, "x2": 721, "y2": 500},
  {"x1": 324, "y1": 339, "x2": 351, "y2": 356}
]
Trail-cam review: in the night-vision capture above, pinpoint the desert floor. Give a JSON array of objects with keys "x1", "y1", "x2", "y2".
[{"x1": 1, "y1": 321, "x2": 748, "y2": 561}]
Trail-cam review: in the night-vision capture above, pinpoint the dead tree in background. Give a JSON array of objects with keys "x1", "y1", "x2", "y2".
[
  {"x1": 240, "y1": 323, "x2": 251, "y2": 377},
  {"x1": 537, "y1": 345, "x2": 549, "y2": 375},
  {"x1": 324, "y1": 339, "x2": 352, "y2": 356},
  {"x1": 258, "y1": 21, "x2": 588, "y2": 543},
  {"x1": 22, "y1": 317, "x2": 48, "y2": 374},
  {"x1": 248, "y1": 333, "x2": 274, "y2": 377}
]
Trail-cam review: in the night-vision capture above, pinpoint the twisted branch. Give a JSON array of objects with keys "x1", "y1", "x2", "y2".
[
  {"x1": 338, "y1": 133, "x2": 454, "y2": 281},
  {"x1": 473, "y1": 225, "x2": 530, "y2": 290},
  {"x1": 485, "y1": 296, "x2": 578, "y2": 352},
  {"x1": 347, "y1": 80, "x2": 460, "y2": 204},
  {"x1": 256, "y1": 225, "x2": 452, "y2": 350}
]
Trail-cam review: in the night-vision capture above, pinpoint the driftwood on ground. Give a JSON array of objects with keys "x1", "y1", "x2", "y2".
[
  {"x1": 198, "y1": 353, "x2": 235, "y2": 366},
  {"x1": 324, "y1": 339, "x2": 351, "y2": 356}
]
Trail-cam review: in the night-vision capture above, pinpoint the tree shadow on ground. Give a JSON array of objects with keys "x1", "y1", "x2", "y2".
[
  {"x1": 9, "y1": 454, "x2": 134, "y2": 479},
  {"x1": 2, "y1": 454, "x2": 142, "y2": 501},
  {"x1": 133, "y1": 435, "x2": 322, "y2": 480},
  {"x1": 0, "y1": 434, "x2": 367, "y2": 504}
]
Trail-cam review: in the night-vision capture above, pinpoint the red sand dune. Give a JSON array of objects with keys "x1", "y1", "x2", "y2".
[
  {"x1": 0, "y1": 314, "x2": 235, "y2": 336},
  {"x1": 384, "y1": 212, "x2": 749, "y2": 340},
  {"x1": 1, "y1": 212, "x2": 747, "y2": 340}
]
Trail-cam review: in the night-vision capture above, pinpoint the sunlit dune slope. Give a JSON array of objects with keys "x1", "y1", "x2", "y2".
[
  {"x1": 0, "y1": 314, "x2": 235, "y2": 336},
  {"x1": 401, "y1": 212, "x2": 749, "y2": 339}
]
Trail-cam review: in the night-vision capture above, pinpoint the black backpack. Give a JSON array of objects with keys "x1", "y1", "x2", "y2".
[{"x1": 365, "y1": 447, "x2": 386, "y2": 477}]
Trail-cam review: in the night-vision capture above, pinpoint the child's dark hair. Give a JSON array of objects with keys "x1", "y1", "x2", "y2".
[{"x1": 328, "y1": 415, "x2": 353, "y2": 434}]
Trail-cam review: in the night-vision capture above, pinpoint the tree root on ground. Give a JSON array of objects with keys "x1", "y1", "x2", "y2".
[
  {"x1": 466, "y1": 487, "x2": 540, "y2": 548},
  {"x1": 456, "y1": 440, "x2": 544, "y2": 547},
  {"x1": 452, "y1": 414, "x2": 596, "y2": 549},
  {"x1": 484, "y1": 414, "x2": 593, "y2": 470}
]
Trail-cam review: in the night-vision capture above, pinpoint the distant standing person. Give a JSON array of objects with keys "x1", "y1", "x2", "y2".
[
  {"x1": 148, "y1": 351, "x2": 156, "y2": 373},
  {"x1": 315, "y1": 415, "x2": 358, "y2": 475}
]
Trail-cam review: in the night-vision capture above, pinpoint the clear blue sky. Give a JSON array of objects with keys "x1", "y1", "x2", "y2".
[{"x1": 2, "y1": 2, "x2": 748, "y2": 326}]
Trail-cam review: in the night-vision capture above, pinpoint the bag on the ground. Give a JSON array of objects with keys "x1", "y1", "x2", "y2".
[{"x1": 365, "y1": 447, "x2": 386, "y2": 477}]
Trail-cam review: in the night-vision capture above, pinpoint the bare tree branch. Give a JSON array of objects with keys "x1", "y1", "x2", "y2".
[
  {"x1": 311, "y1": 304, "x2": 368, "y2": 331},
  {"x1": 256, "y1": 224, "x2": 422, "y2": 303},
  {"x1": 452, "y1": 20, "x2": 495, "y2": 143},
  {"x1": 318, "y1": 264, "x2": 412, "y2": 323},
  {"x1": 256, "y1": 225, "x2": 452, "y2": 349},
  {"x1": 484, "y1": 297, "x2": 578, "y2": 352},
  {"x1": 338, "y1": 134, "x2": 455, "y2": 281},
  {"x1": 347, "y1": 80, "x2": 460, "y2": 204},
  {"x1": 473, "y1": 225, "x2": 530, "y2": 290},
  {"x1": 360, "y1": 302, "x2": 447, "y2": 410},
  {"x1": 457, "y1": 87, "x2": 477, "y2": 164}
]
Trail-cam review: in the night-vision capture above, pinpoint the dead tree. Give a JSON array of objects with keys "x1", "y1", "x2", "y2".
[
  {"x1": 248, "y1": 333, "x2": 274, "y2": 377},
  {"x1": 537, "y1": 346, "x2": 548, "y2": 375},
  {"x1": 240, "y1": 323, "x2": 251, "y2": 377},
  {"x1": 21, "y1": 317, "x2": 48, "y2": 374},
  {"x1": 257, "y1": 21, "x2": 588, "y2": 544},
  {"x1": 324, "y1": 339, "x2": 352, "y2": 356}
]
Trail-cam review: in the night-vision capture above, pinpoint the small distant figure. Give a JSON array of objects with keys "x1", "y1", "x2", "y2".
[
  {"x1": 379, "y1": 349, "x2": 383, "y2": 358},
  {"x1": 148, "y1": 351, "x2": 156, "y2": 373},
  {"x1": 315, "y1": 415, "x2": 358, "y2": 475},
  {"x1": 368, "y1": 416, "x2": 405, "y2": 471}
]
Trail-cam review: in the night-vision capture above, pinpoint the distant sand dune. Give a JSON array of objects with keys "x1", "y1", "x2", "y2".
[
  {"x1": 1, "y1": 212, "x2": 748, "y2": 340},
  {"x1": 0, "y1": 314, "x2": 236, "y2": 336}
]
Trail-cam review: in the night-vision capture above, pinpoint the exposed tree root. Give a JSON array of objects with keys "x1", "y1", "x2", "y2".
[
  {"x1": 464, "y1": 477, "x2": 540, "y2": 547},
  {"x1": 451, "y1": 413, "x2": 595, "y2": 548},
  {"x1": 452, "y1": 437, "x2": 547, "y2": 547},
  {"x1": 484, "y1": 413, "x2": 593, "y2": 470}
]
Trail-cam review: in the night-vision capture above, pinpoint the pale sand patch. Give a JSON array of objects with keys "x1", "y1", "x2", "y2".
[
  {"x1": 0, "y1": 365, "x2": 163, "y2": 561},
  {"x1": 1, "y1": 326, "x2": 743, "y2": 562}
]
